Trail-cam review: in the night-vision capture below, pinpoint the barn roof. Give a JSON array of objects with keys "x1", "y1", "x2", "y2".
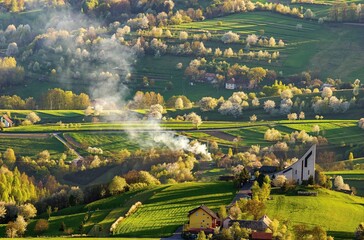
[
  {"x1": 188, "y1": 205, "x2": 218, "y2": 219},
  {"x1": 2, "y1": 115, "x2": 13, "y2": 124},
  {"x1": 231, "y1": 215, "x2": 272, "y2": 232},
  {"x1": 226, "y1": 78, "x2": 236, "y2": 84},
  {"x1": 259, "y1": 166, "x2": 278, "y2": 174}
]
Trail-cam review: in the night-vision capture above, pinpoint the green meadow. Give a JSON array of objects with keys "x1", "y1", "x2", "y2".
[
  {"x1": 169, "y1": 12, "x2": 364, "y2": 80},
  {"x1": 0, "y1": 188, "x2": 156, "y2": 238},
  {"x1": 0, "y1": 136, "x2": 66, "y2": 158},
  {"x1": 325, "y1": 170, "x2": 364, "y2": 196},
  {"x1": 66, "y1": 132, "x2": 141, "y2": 153},
  {"x1": 267, "y1": 187, "x2": 364, "y2": 239},
  {"x1": 114, "y1": 182, "x2": 235, "y2": 237},
  {"x1": 2, "y1": 121, "x2": 248, "y2": 132},
  {"x1": 0, "y1": 182, "x2": 234, "y2": 238},
  {"x1": 5, "y1": 11, "x2": 364, "y2": 101},
  {"x1": 1, "y1": 110, "x2": 85, "y2": 123}
]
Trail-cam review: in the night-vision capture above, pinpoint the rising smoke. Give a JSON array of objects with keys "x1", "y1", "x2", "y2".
[
  {"x1": 126, "y1": 121, "x2": 211, "y2": 159},
  {"x1": 40, "y1": 10, "x2": 211, "y2": 158}
]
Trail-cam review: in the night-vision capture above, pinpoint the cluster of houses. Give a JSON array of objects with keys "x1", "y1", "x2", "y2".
[
  {"x1": 184, "y1": 205, "x2": 273, "y2": 240},
  {"x1": 194, "y1": 73, "x2": 249, "y2": 90},
  {"x1": 183, "y1": 146, "x2": 317, "y2": 239}
]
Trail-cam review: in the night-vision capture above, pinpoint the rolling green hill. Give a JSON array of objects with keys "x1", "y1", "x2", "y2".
[
  {"x1": 114, "y1": 182, "x2": 235, "y2": 237},
  {"x1": 113, "y1": 182, "x2": 364, "y2": 239},
  {"x1": 266, "y1": 187, "x2": 364, "y2": 239},
  {"x1": 0, "y1": 181, "x2": 361, "y2": 239},
  {"x1": 0, "y1": 182, "x2": 234, "y2": 238},
  {"x1": 170, "y1": 12, "x2": 364, "y2": 79}
]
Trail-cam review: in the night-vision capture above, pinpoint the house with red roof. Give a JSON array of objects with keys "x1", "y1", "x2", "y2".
[
  {"x1": 183, "y1": 205, "x2": 220, "y2": 234},
  {"x1": 1, "y1": 114, "x2": 13, "y2": 128}
]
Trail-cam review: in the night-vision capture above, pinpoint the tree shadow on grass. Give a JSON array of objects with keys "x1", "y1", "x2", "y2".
[{"x1": 327, "y1": 230, "x2": 354, "y2": 240}]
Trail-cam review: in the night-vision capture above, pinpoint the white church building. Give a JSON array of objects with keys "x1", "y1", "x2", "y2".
[{"x1": 273, "y1": 145, "x2": 316, "y2": 184}]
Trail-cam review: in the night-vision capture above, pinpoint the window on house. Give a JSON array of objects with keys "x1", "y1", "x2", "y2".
[
  {"x1": 295, "y1": 170, "x2": 297, "y2": 174},
  {"x1": 308, "y1": 170, "x2": 310, "y2": 175}
]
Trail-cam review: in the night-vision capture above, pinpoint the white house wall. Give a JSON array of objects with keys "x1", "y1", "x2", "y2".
[{"x1": 273, "y1": 145, "x2": 316, "y2": 184}]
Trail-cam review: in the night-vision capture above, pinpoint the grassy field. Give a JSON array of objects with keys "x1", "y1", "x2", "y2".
[
  {"x1": 325, "y1": 170, "x2": 364, "y2": 196},
  {"x1": 2, "y1": 121, "x2": 249, "y2": 132},
  {"x1": 0, "y1": 136, "x2": 66, "y2": 158},
  {"x1": 66, "y1": 132, "x2": 141, "y2": 153},
  {"x1": 4, "y1": 11, "x2": 364, "y2": 101},
  {"x1": 2, "y1": 119, "x2": 363, "y2": 160},
  {"x1": 267, "y1": 187, "x2": 364, "y2": 239},
  {"x1": 197, "y1": 168, "x2": 232, "y2": 181},
  {"x1": 0, "y1": 188, "x2": 160, "y2": 238},
  {"x1": 1, "y1": 109, "x2": 85, "y2": 123},
  {"x1": 132, "y1": 55, "x2": 235, "y2": 101},
  {"x1": 0, "y1": 9, "x2": 45, "y2": 30},
  {"x1": 224, "y1": 120, "x2": 363, "y2": 147},
  {"x1": 0, "y1": 182, "x2": 234, "y2": 238},
  {"x1": 170, "y1": 12, "x2": 364, "y2": 80},
  {"x1": 114, "y1": 182, "x2": 235, "y2": 237}
]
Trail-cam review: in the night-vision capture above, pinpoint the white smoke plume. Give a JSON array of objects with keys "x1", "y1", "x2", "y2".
[
  {"x1": 30, "y1": 10, "x2": 133, "y2": 109},
  {"x1": 125, "y1": 121, "x2": 212, "y2": 160},
  {"x1": 37, "y1": 10, "x2": 211, "y2": 158}
]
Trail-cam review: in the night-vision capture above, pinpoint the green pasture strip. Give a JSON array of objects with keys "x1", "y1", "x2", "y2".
[
  {"x1": 2, "y1": 121, "x2": 248, "y2": 132},
  {"x1": 66, "y1": 132, "x2": 141, "y2": 152},
  {"x1": 181, "y1": 131, "x2": 233, "y2": 145},
  {"x1": 0, "y1": 136, "x2": 66, "y2": 158},
  {"x1": 94, "y1": 187, "x2": 166, "y2": 237}
]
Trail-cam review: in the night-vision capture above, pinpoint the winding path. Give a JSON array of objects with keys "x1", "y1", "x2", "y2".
[
  {"x1": 0, "y1": 132, "x2": 84, "y2": 163},
  {"x1": 52, "y1": 133, "x2": 84, "y2": 163}
]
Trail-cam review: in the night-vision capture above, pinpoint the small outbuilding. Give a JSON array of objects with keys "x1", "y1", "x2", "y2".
[
  {"x1": 1, "y1": 114, "x2": 13, "y2": 128},
  {"x1": 229, "y1": 215, "x2": 272, "y2": 232},
  {"x1": 225, "y1": 78, "x2": 237, "y2": 90}
]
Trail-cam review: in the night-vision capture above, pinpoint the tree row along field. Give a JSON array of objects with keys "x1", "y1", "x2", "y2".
[
  {"x1": 1, "y1": 87, "x2": 363, "y2": 125},
  {"x1": 1, "y1": 121, "x2": 248, "y2": 132},
  {"x1": 1, "y1": 120, "x2": 362, "y2": 155}
]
